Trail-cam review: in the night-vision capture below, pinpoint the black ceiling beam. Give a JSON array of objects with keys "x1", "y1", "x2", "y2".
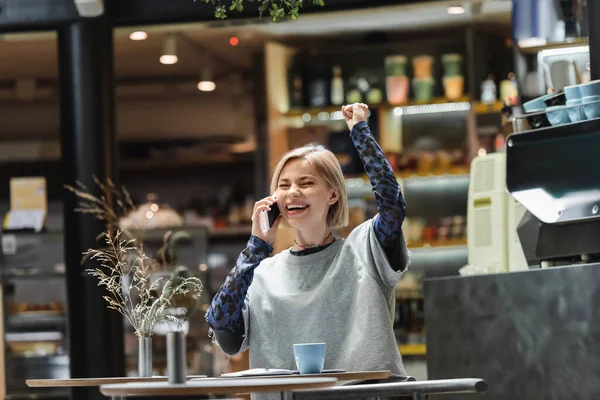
[
  {"x1": 108, "y1": 0, "x2": 434, "y2": 26},
  {"x1": 0, "y1": 0, "x2": 79, "y2": 32},
  {"x1": 0, "y1": 0, "x2": 439, "y2": 32}
]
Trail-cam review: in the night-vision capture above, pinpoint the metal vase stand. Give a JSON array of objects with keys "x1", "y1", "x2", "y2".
[
  {"x1": 138, "y1": 337, "x2": 153, "y2": 377},
  {"x1": 167, "y1": 330, "x2": 187, "y2": 384}
]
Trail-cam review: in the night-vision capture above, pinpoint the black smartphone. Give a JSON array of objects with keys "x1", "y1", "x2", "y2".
[
  {"x1": 261, "y1": 201, "x2": 281, "y2": 232},
  {"x1": 267, "y1": 202, "x2": 281, "y2": 227}
]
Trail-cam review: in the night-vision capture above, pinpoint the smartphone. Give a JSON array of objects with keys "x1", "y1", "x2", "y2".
[{"x1": 260, "y1": 201, "x2": 280, "y2": 232}]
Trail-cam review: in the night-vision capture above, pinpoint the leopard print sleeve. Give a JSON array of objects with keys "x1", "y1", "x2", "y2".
[
  {"x1": 206, "y1": 235, "x2": 272, "y2": 332},
  {"x1": 350, "y1": 121, "x2": 407, "y2": 254}
]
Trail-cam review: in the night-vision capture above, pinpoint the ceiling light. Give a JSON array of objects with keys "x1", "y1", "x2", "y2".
[
  {"x1": 129, "y1": 31, "x2": 148, "y2": 41},
  {"x1": 447, "y1": 6, "x2": 465, "y2": 14},
  {"x1": 198, "y1": 81, "x2": 216, "y2": 91},
  {"x1": 160, "y1": 33, "x2": 178, "y2": 65},
  {"x1": 198, "y1": 67, "x2": 215, "y2": 92}
]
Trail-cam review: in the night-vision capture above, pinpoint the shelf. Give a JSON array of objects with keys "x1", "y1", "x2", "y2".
[
  {"x1": 473, "y1": 101, "x2": 505, "y2": 115},
  {"x1": 517, "y1": 37, "x2": 588, "y2": 54},
  {"x1": 1, "y1": 272, "x2": 65, "y2": 281},
  {"x1": 400, "y1": 173, "x2": 470, "y2": 183},
  {"x1": 7, "y1": 312, "x2": 65, "y2": 328},
  {"x1": 346, "y1": 173, "x2": 469, "y2": 198},
  {"x1": 396, "y1": 290, "x2": 423, "y2": 300},
  {"x1": 399, "y1": 343, "x2": 426, "y2": 356},
  {"x1": 6, "y1": 331, "x2": 63, "y2": 342},
  {"x1": 6, "y1": 354, "x2": 68, "y2": 362},
  {"x1": 120, "y1": 152, "x2": 254, "y2": 171},
  {"x1": 209, "y1": 226, "x2": 252, "y2": 238},
  {"x1": 6, "y1": 390, "x2": 71, "y2": 399},
  {"x1": 408, "y1": 239, "x2": 467, "y2": 251},
  {"x1": 286, "y1": 97, "x2": 471, "y2": 117},
  {"x1": 286, "y1": 98, "x2": 504, "y2": 120}
]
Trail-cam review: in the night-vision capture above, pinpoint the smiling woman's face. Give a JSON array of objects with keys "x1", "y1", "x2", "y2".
[{"x1": 275, "y1": 158, "x2": 338, "y2": 230}]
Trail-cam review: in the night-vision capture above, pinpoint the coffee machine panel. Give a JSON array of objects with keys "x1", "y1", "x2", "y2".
[{"x1": 506, "y1": 117, "x2": 600, "y2": 267}]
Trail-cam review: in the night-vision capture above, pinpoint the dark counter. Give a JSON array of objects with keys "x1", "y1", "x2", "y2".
[{"x1": 424, "y1": 263, "x2": 600, "y2": 400}]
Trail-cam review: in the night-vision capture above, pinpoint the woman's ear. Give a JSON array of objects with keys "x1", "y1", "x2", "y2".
[{"x1": 328, "y1": 190, "x2": 339, "y2": 205}]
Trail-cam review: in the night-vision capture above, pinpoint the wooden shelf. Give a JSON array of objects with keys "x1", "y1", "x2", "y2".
[
  {"x1": 517, "y1": 37, "x2": 588, "y2": 54},
  {"x1": 399, "y1": 343, "x2": 426, "y2": 356},
  {"x1": 408, "y1": 239, "x2": 467, "y2": 250},
  {"x1": 286, "y1": 97, "x2": 471, "y2": 118},
  {"x1": 286, "y1": 98, "x2": 503, "y2": 119},
  {"x1": 473, "y1": 101, "x2": 505, "y2": 115},
  {"x1": 396, "y1": 290, "x2": 423, "y2": 300}
]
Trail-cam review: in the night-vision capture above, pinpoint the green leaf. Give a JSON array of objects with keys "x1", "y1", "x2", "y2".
[{"x1": 201, "y1": 0, "x2": 322, "y2": 19}]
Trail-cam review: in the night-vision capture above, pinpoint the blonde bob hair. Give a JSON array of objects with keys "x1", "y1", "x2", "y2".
[{"x1": 270, "y1": 144, "x2": 349, "y2": 229}]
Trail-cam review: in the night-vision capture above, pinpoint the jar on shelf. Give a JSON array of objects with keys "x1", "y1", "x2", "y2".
[
  {"x1": 442, "y1": 54, "x2": 464, "y2": 100},
  {"x1": 412, "y1": 55, "x2": 434, "y2": 79},
  {"x1": 443, "y1": 76, "x2": 464, "y2": 101},
  {"x1": 412, "y1": 77, "x2": 434, "y2": 103},
  {"x1": 441, "y1": 54, "x2": 463, "y2": 77},
  {"x1": 385, "y1": 55, "x2": 409, "y2": 105}
]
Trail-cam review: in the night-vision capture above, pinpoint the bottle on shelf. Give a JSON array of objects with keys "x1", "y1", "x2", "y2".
[
  {"x1": 366, "y1": 76, "x2": 383, "y2": 105},
  {"x1": 481, "y1": 75, "x2": 497, "y2": 104},
  {"x1": 330, "y1": 65, "x2": 345, "y2": 106},
  {"x1": 309, "y1": 74, "x2": 328, "y2": 108},
  {"x1": 290, "y1": 74, "x2": 304, "y2": 108},
  {"x1": 346, "y1": 77, "x2": 363, "y2": 104}
]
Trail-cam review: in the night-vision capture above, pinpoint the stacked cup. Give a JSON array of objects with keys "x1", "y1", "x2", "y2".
[
  {"x1": 564, "y1": 80, "x2": 600, "y2": 121},
  {"x1": 412, "y1": 55, "x2": 434, "y2": 103},
  {"x1": 579, "y1": 80, "x2": 600, "y2": 120},
  {"x1": 564, "y1": 84, "x2": 584, "y2": 122},
  {"x1": 442, "y1": 54, "x2": 464, "y2": 101},
  {"x1": 385, "y1": 55, "x2": 410, "y2": 105}
]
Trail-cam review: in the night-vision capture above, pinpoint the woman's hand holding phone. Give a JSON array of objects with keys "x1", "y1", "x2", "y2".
[{"x1": 251, "y1": 196, "x2": 282, "y2": 244}]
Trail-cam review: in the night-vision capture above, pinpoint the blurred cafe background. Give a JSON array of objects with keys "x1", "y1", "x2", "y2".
[{"x1": 0, "y1": 0, "x2": 597, "y2": 399}]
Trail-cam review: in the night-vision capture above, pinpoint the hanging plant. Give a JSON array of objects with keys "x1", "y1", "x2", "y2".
[{"x1": 200, "y1": 0, "x2": 325, "y2": 21}]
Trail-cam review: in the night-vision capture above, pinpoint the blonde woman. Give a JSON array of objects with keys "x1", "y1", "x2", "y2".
[{"x1": 206, "y1": 103, "x2": 410, "y2": 395}]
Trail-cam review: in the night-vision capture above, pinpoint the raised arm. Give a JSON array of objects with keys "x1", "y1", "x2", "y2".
[{"x1": 343, "y1": 104, "x2": 407, "y2": 270}]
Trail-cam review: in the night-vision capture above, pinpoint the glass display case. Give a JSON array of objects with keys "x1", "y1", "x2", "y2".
[
  {"x1": 0, "y1": 231, "x2": 69, "y2": 399},
  {"x1": 0, "y1": 226, "x2": 213, "y2": 399}
]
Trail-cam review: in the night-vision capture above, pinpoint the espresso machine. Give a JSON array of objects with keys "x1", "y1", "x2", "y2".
[{"x1": 506, "y1": 116, "x2": 600, "y2": 268}]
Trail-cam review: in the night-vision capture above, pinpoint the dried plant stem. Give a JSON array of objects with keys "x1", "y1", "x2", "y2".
[{"x1": 68, "y1": 178, "x2": 203, "y2": 337}]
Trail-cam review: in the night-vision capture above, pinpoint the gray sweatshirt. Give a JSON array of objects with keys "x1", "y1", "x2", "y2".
[{"x1": 240, "y1": 219, "x2": 410, "y2": 400}]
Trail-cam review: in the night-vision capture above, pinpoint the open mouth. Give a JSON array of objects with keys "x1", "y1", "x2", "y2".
[{"x1": 286, "y1": 204, "x2": 309, "y2": 215}]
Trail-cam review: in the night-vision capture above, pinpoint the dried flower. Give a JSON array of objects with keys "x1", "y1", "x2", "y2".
[
  {"x1": 65, "y1": 177, "x2": 135, "y2": 239},
  {"x1": 85, "y1": 231, "x2": 203, "y2": 337},
  {"x1": 150, "y1": 230, "x2": 192, "y2": 272},
  {"x1": 67, "y1": 178, "x2": 203, "y2": 336}
]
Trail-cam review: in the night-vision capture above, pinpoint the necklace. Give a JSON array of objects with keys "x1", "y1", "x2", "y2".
[{"x1": 293, "y1": 232, "x2": 334, "y2": 250}]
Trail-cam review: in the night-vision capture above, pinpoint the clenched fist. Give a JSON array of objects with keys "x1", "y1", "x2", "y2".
[{"x1": 341, "y1": 103, "x2": 369, "y2": 131}]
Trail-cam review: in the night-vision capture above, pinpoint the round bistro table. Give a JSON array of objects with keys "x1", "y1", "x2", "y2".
[
  {"x1": 201, "y1": 370, "x2": 392, "y2": 382},
  {"x1": 100, "y1": 376, "x2": 337, "y2": 399},
  {"x1": 26, "y1": 375, "x2": 207, "y2": 400}
]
